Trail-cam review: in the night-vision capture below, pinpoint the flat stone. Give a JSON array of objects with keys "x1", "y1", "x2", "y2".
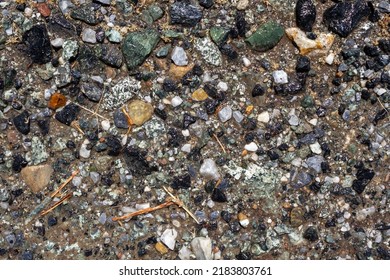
[
  {"x1": 95, "y1": 44, "x2": 123, "y2": 68},
  {"x1": 106, "y1": 30, "x2": 122, "y2": 43},
  {"x1": 21, "y1": 164, "x2": 53, "y2": 193},
  {"x1": 51, "y1": 38, "x2": 64, "y2": 48},
  {"x1": 209, "y1": 26, "x2": 230, "y2": 46},
  {"x1": 62, "y1": 40, "x2": 79, "y2": 61},
  {"x1": 309, "y1": 142, "x2": 322, "y2": 154},
  {"x1": 245, "y1": 21, "x2": 284, "y2": 52},
  {"x1": 218, "y1": 106, "x2": 232, "y2": 122},
  {"x1": 191, "y1": 237, "x2": 212, "y2": 260},
  {"x1": 126, "y1": 100, "x2": 153, "y2": 126},
  {"x1": 171, "y1": 96, "x2": 183, "y2": 107},
  {"x1": 82, "y1": 28, "x2": 96, "y2": 44},
  {"x1": 191, "y1": 88, "x2": 208, "y2": 101}
]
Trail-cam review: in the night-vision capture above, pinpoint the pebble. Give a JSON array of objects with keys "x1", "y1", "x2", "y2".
[
  {"x1": 309, "y1": 142, "x2": 322, "y2": 154},
  {"x1": 160, "y1": 228, "x2": 177, "y2": 250},
  {"x1": 217, "y1": 81, "x2": 228, "y2": 92},
  {"x1": 218, "y1": 106, "x2": 232, "y2": 122},
  {"x1": 238, "y1": 213, "x2": 250, "y2": 228},
  {"x1": 155, "y1": 242, "x2": 169, "y2": 254},
  {"x1": 295, "y1": 0, "x2": 316, "y2": 32},
  {"x1": 170, "y1": 1, "x2": 203, "y2": 27},
  {"x1": 257, "y1": 111, "x2": 270, "y2": 123},
  {"x1": 82, "y1": 28, "x2": 97, "y2": 44},
  {"x1": 106, "y1": 30, "x2": 122, "y2": 43},
  {"x1": 243, "y1": 57, "x2": 251, "y2": 67},
  {"x1": 288, "y1": 115, "x2": 300, "y2": 126},
  {"x1": 200, "y1": 159, "x2": 220, "y2": 181},
  {"x1": 303, "y1": 226, "x2": 319, "y2": 241},
  {"x1": 191, "y1": 237, "x2": 212, "y2": 260},
  {"x1": 245, "y1": 21, "x2": 284, "y2": 51},
  {"x1": 20, "y1": 164, "x2": 53, "y2": 193},
  {"x1": 90, "y1": 172, "x2": 100, "y2": 184},
  {"x1": 55, "y1": 103, "x2": 80, "y2": 126},
  {"x1": 72, "y1": 176, "x2": 82, "y2": 187},
  {"x1": 191, "y1": 88, "x2": 208, "y2": 101},
  {"x1": 126, "y1": 100, "x2": 153, "y2": 126},
  {"x1": 237, "y1": 0, "x2": 249, "y2": 10},
  {"x1": 233, "y1": 110, "x2": 244, "y2": 123},
  {"x1": 171, "y1": 46, "x2": 188, "y2": 66},
  {"x1": 22, "y1": 25, "x2": 52, "y2": 64},
  {"x1": 285, "y1": 28, "x2": 335, "y2": 55},
  {"x1": 51, "y1": 38, "x2": 64, "y2": 48},
  {"x1": 79, "y1": 139, "x2": 91, "y2": 158},
  {"x1": 181, "y1": 144, "x2": 191, "y2": 153},
  {"x1": 325, "y1": 53, "x2": 335, "y2": 65},
  {"x1": 273, "y1": 70, "x2": 288, "y2": 84},
  {"x1": 13, "y1": 111, "x2": 30, "y2": 135},
  {"x1": 101, "y1": 120, "x2": 110, "y2": 131},
  {"x1": 244, "y1": 142, "x2": 258, "y2": 152},
  {"x1": 178, "y1": 246, "x2": 192, "y2": 260},
  {"x1": 171, "y1": 96, "x2": 183, "y2": 107}
]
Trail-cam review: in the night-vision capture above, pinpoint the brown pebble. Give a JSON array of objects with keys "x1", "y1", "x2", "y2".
[
  {"x1": 126, "y1": 100, "x2": 153, "y2": 126},
  {"x1": 191, "y1": 88, "x2": 208, "y2": 101},
  {"x1": 290, "y1": 207, "x2": 305, "y2": 227},
  {"x1": 20, "y1": 164, "x2": 53, "y2": 193},
  {"x1": 48, "y1": 93, "x2": 67, "y2": 110},
  {"x1": 155, "y1": 242, "x2": 168, "y2": 254},
  {"x1": 36, "y1": 2, "x2": 51, "y2": 17}
]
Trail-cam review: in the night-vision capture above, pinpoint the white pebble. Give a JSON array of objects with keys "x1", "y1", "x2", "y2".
[
  {"x1": 244, "y1": 142, "x2": 258, "y2": 152},
  {"x1": 325, "y1": 53, "x2": 335, "y2": 65},
  {"x1": 160, "y1": 228, "x2": 178, "y2": 250},
  {"x1": 171, "y1": 46, "x2": 188, "y2": 66},
  {"x1": 243, "y1": 57, "x2": 251, "y2": 67},
  {"x1": 101, "y1": 120, "x2": 110, "y2": 131},
  {"x1": 233, "y1": 110, "x2": 244, "y2": 123},
  {"x1": 218, "y1": 106, "x2": 232, "y2": 122},
  {"x1": 257, "y1": 111, "x2": 270, "y2": 123},
  {"x1": 309, "y1": 142, "x2": 322, "y2": 154},
  {"x1": 181, "y1": 144, "x2": 191, "y2": 153},
  {"x1": 200, "y1": 158, "x2": 220, "y2": 181},
  {"x1": 171, "y1": 96, "x2": 183, "y2": 107},
  {"x1": 217, "y1": 81, "x2": 228, "y2": 92},
  {"x1": 79, "y1": 139, "x2": 91, "y2": 158},
  {"x1": 272, "y1": 70, "x2": 288, "y2": 84},
  {"x1": 51, "y1": 38, "x2": 64, "y2": 48}
]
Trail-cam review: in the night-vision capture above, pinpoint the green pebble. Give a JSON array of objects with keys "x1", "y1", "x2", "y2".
[{"x1": 245, "y1": 21, "x2": 284, "y2": 52}]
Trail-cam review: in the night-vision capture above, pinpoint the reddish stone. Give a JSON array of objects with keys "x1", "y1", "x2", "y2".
[
  {"x1": 37, "y1": 3, "x2": 51, "y2": 17},
  {"x1": 48, "y1": 93, "x2": 67, "y2": 110}
]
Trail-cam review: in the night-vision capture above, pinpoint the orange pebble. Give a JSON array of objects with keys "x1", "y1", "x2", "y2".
[
  {"x1": 36, "y1": 3, "x2": 51, "y2": 17},
  {"x1": 48, "y1": 93, "x2": 67, "y2": 110}
]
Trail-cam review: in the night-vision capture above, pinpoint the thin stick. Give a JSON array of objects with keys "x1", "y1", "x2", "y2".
[
  {"x1": 163, "y1": 187, "x2": 200, "y2": 224},
  {"x1": 72, "y1": 102, "x2": 109, "y2": 121},
  {"x1": 70, "y1": 121, "x2": 85, "y2": 135},
  {"x1": 51, "y1": 170, "x2": 79, "y2": 198},
  {"x1": 213, "y1": 134, "x2": 227, "y2": 153},
  {"x1": 112, "y1": 201, "x2": 175, "y2": 221},
  {"x1": 40, "y1": 192, "x2": 73, "y2": 217}
]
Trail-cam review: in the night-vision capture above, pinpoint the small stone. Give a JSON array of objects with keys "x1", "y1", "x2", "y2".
[
  {"x1": 170, "y1": 1, "x2": 203, "y2": 27},
  {"x1": 13, "y1": 111, "x2": 30, "y2": 135},
  {"x1": 192, "y1": 88, "x2": 208, "y2": 101},
  {"x1": 303, "y1": 226, "x2": 319, "y2": 241},
  {"x1": 126, "y1": 100, "x2": 153, "y2": 126},
  {"x1": 211, "y1": 188, "x2": 227, "y2": 203},
  {"x1": 155, "y1": 242, "x2": 169, "y2": 254},
  {"x1": 296, "y1": 56, "x2": 311, "y2": 72},
  {"x1": 82, "y1": 28, "x2": 97, "y2": 44},
  {"x1": 288, "y1": 115, "x2": 299, "y2": 126},
  {"x1": 290, "y1": 170, "x2": 313, "y2": 189},
  {"x1": 323, "y1": 0, "x2": 370, "y2": 38},
  {"x1": 217, "y1": 82, "x2": 228, "y2": 92},
  {"x1": 191, "y1": 237, "x2": 212, "y2": 260},
  {"x1": 122, "y1": 29, "x2": 160, "y2": 70},
  {"x1": 200, "y1": 159, "x2": 220, "y2": 181},
  {"x1": 233, "y1": 110, "x2": 244, "y2": 123},
  {"x1": 238, "y1": 213, "x2": 250, "y2": 228},
  {"x1": 178, "y1": 246, "x2": 192, "y2": 260},
  {"x1": 218, "y1": 106, "x2": 232, "y2": 122},
  {"x1": 290, "y1": 207, "x2": 305, "y2": 227},
  {"x1": 245, "y1": 21, "x2": 284, "y2": 52},
  {"x1": 62, "y1": 40, "x2": 79, "y2": 61},
  {"x1": 95, "y1": 0, "x2": 111, "y2": 5},
  {"x1": 194, "y1": 37, "x2": 222, "y2": 66},
  {"x1": 51, "y1": 38, "x2": 64, "y2": 48},
  {"x1": 48, "y1": 93, "x2": 67, "y2": 110},
  {"x1": 22, "y1": 25, "x2": 52, "y2": 64},
  {"x1": 70, "y1": 4, "x2": 101, "y2": 25},
  {"x1": 237, "y1": 0, "x2": 249, "y2": 10},
  {"x1": 309, "y1": 142, "x2": 322, "y2": 154},
  {"x1": 149, "y1": 5, "x2": 164, "y2": 21},
  {"x1": 295, "y1": 0, "x2": 316, "y2": 32},
  {"x1": 199, "y1": 0, "x2": 214, "y2": 9},
  {"x1": 20, "y1": 164, "x2": 53, "y2": 193},
  {"x1": 325, "y1": 53, "x2": 335, "y2": 65},
  {"x1": 79, "y1": 139, "x2": 91, "y2": 158},
  {"x1": 101, "y1": 120, "x2": 110, "y2": 131},
  {"x1": 285, "y1": 28, "x2": 335, "y2": 55},
  {"x1": 209, "y1": 26, "x2": 230, "y2": 46},
  {"x1": 156, "y1": 44, "x2": 171, "y2": 58},
  {"x1": 306, "y1": 155, "x2": 325, "y2": 173},
  {"x1": 257, "y1": 111, "x2": 270, "y2": 123},
  {"x1": 72, "y1": 176, "x2": 82, "y2": 187},
  {"x1": 273, "y1": 70, "x2": 288, "y2": 84},
  {"x1": 171, "y1": 46, "x2": 188, "y2": 66},
  {"x1": 160, "y1": 228, "x2": 177, "y2": 250},
  {"x1": 55, "y1": 103, "x2": 80, "y2": 126},
  {"x1": 90, "y1": 172, "x2": 100, "y2": 184},
  {"x1": 243, "y1": 57, "x2": 251, "y2": 67},
  {"x1": 95, "y1": 44, "x2": 123, "y2": 68},
  {"x1": 37, "y1": 2, "x2": 51, "y2": 17},
  {"x1": 106, "y1": 30, "x2": 122, "y2": 43},
  {"x1": 244, "y1": 142, "x2": 258, "y2": 152},
  {"x1": 171, "y1": 96, "x2": 183, "y2": 107}
]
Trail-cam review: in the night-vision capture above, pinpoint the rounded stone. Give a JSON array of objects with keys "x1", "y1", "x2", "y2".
[{"x1": 126, "y1": 100, "x2": 153, "y2": 126}]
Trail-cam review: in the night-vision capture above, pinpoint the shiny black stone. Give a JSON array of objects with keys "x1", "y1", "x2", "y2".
[{"x1": 296, "y1": 0, "x2": 316, "y2": 32}]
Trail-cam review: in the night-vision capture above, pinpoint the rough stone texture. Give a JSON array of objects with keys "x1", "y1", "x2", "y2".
[
  {"x1": 22, "y1": 25, "x2": 52, "y2": 64},
  {"x1": 170, "y1": 1, "x2": 203, "y2": 27},
  {"x1": 190, "y1": 237, "x2": 212, "y2": 260},
  {"x1": 245, "y1": 21, "x2": 284, "y2": 51},
  {"x1": 126, "y1": 100, "x2": 153, "y2": 126},
  {"x1": 20, "y1": 165, "x2": 53, "y2": 193}
]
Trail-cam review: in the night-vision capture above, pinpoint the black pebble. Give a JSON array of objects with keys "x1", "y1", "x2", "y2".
[
  {"x1": 252, "y1": 84, "x2": 265, "y2": 97},
  {"x1": 235, "y1": 11, "x2": 247, "y2": 37},
  {"x1": 13, "y1": 111, "x2": 30, "y2": 135},
  {"x1": 296, "y1": 56, "x2": 311, "y2": 72},
  {"x1": 303, "y1": 226, "x2": 319, "y2": 241},
  {"x1": 170, "y1": 1, "x2": 203, "y2": 27},
  {"x1": 221, "y1": 211, "x2": 232, "y2": 223},
  {"x1": 114, "y1": 109, "x2": 129, "y2": 129},
  {"x1": 22, "y1": 25, "x2": 53, "y2": 64},
  {"x1": 21, "y1": 250, "x2": 34, "y2": 260},
  {"x1": 220, "y1": 44, "x2": 238, "y2": 60},
  {"x1": 198, "y1": 0, "x2": 214, "y2": 9},
  {"x1": 323, "y1": 0, "x2": 370, "y2": 38},
  {"x1": 211, "y1": 187, "x2": 227, "y2": 202},
  {"x1": 106, "y1": 136, "x2": 122, "y2": 156},
  {"x1": 182, "y1": 113, "x2": 197, "y2": 129},
  {"x1": 363, "y1": 45, "x2": 380, "y2": 57},
  {"x1": 378, "y1": 39, "x2": 390, "y2": 54},
  {"x1": 48, "y1": 216, "x2": 58, "y2": 227},
  {"x1": 172, "y1": 173, "x2": 191, "y2": 189},
  {"x1": 295, "y1": 0, "x2": 316, "y2": 32},
  {"x1": 373, "y1": 109, "x2": 388, "y2": 125},
  {"x1": 236, "y1": 251, "x2": 252, "y2": 260},
  {"x1": 167, "y1": 128, "x2": 184, "y2": 147},
  {"x1": 55, "y1": 103, "x2": 80, "y2": 126},
  {"x1": 37, "y1": 119, "x2": 50, "y2": 136},
  {"x1": 163, "y1": 78, "x2": 177, "y2": 92},
  {"x1": 352, "y1": 167, "x2": 375, "y2": 194},
  {"x1": 154, "y1": 108, "x2": 167, "y2": 120},
  {"x1": 12, "y1": 154, "x2": 28, "y2": 173},
  {"x1": 204, "y1": 98, "x2": 219, "y2": 115},
  {"x1": 123, "y1": 147, "x2": 157, "y2": 176}
]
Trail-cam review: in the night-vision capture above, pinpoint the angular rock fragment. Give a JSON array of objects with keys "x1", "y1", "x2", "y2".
[
  {"x1": 323, "y1": 0, "x2": 370, "y2": 38},
  {"x1": 123, "y1": 147, "x2": 157, "y2": 176},
  {"x1": 20, "y1": 164, "x2": 53, "y2": 193},
  {"x1": 13, "y1": 111, "x2": 30, "y2": 135},
  {"x1": 170, "y1": 1, "x2": 203, "y2": 27},
  {"x1": 55, "y1": 103, "x2": 80, "y2": 126},
  {"x1": 122, "y1": 29, "x2": 160, "y2": 70},
  {"x1": 285, "y1": 28, "x2": 334, "y2": 55},
  {"x1": 22, "y1": 25, "x2": 52, "y2": 64},
  {"x1": 295, "y1": 0, "x2": 316, "y2": 32}
]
